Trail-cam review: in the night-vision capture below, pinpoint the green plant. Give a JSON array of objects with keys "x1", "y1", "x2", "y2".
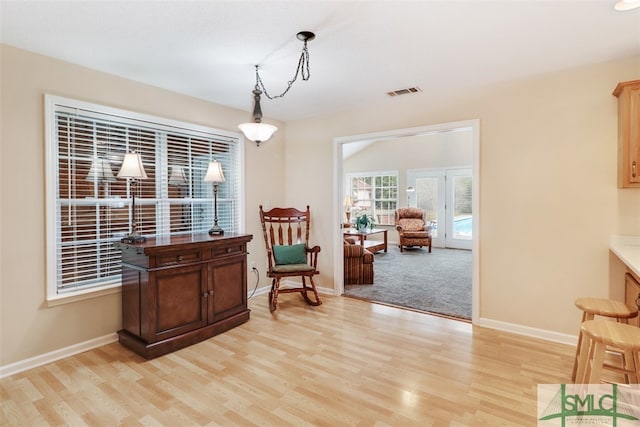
[{"x1": 355, "y1": 213, "x2": 374, "y2": 231}]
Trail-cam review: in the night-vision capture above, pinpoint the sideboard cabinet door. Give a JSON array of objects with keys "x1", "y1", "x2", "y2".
[
  {"x1": 210, "y1": 254, "x2": 247, "y2": 322},
  {"x1": 148, "y1": 263, "x2": 208, "y2": 343}
]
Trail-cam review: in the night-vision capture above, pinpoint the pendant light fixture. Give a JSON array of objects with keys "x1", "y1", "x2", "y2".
[{"x1": 238, "y1": 31, "x2": 315, "y2": 147}]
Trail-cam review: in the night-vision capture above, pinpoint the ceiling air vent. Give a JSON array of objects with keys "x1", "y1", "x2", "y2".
[{"x1": 386, "y1": 86, "x2": 422, "y2": 97}]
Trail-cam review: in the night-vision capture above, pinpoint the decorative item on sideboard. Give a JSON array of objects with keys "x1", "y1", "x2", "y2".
[
  {"x1": 203, "y1": 159, "x2": 225, "y2": 235},
  {"x1": 117, "y1": 151, "x2": 148, "y2": 243}
]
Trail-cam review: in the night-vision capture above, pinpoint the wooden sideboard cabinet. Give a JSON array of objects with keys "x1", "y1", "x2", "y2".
[
  {"x1": 613, "y1": 80, "x2": 640, "y2": 188},
  {"x1": 624, "y1": 271, "x2": 640, "y2": 327},
  {"x1": 115, "y1": 233, "x2": 253, "y2": 359}
]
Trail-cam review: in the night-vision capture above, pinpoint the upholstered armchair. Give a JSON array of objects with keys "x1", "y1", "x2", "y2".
[
  {"x1": 395, "y1": 207, "x2": 432, "y2": 253},
  {"x1": 343, "y1": 237, "x2": 374, "y2": 285}
]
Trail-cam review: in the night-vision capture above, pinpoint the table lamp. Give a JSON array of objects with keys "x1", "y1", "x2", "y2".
[
  {"x1": 204, "y1": 160, "x2": 225, "y2": 235},
  {"x1": 117, "y1": 152, "x2": 148, "y2": 243}
]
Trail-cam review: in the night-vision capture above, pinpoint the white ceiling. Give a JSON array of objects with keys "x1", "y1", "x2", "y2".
[{"x1": 1, "y1": 1, "x2": 639, "y2": 122}]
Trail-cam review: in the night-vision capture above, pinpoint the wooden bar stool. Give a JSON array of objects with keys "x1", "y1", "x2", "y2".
[
  {"x1": 571, "y1": 297, "x2": 638, "y2": 382},
  {"x1": 575, "y1": 319, "x2": 640, "y2": 384}
]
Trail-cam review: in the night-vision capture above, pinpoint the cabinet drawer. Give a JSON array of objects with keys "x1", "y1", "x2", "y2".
[
  {"x1": 211, "y1": 243, "x2": 245, "y2": 258},
  {"x1": 155, "y1": 250, "x2": 202, "y2": 267}
]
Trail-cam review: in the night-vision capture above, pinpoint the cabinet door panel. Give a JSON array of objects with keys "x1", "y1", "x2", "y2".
[
  {"x1": 210, "y1": 255, "x2": 246, "y2": 321},
  {"x1": 152, "y1": 264, "x2": 207, "y2": 341},
  {"x1": 629, "y1": 90, "x2": 640, "y2": 184},
  {"x1": 615, "y1": 80, "x2": 640, "y2": 187}
]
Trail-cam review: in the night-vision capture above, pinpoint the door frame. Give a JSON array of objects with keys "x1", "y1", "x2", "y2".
[
  {"x1": 333, "y1": 119, "x2": 480, "y2": 324},
  {"x1": 408, "y1": 167, "x2": 473, "y2": 250}
]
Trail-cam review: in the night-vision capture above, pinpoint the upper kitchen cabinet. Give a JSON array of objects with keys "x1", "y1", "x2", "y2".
[{"x1": 613, "y1": 80, "x2": 640, "y2": 188}]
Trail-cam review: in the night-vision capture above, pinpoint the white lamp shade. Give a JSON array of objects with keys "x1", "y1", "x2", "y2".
[
  {"x1": 117, "y1": 152, "x2": 148, "y2": 179},
  {"x1": 238, "y1": 122, "x2": 278, "y2": 143},
  {"x1": 615, "y1": 0, "x2": 640, "y2": 10},
  {"x1": 168, "y1": 166, "x2": 188, "y2": 186},
  {"x1": 203, "y1": 160, "x2": 225, "y2": 183},
  {"x1": 86, "y1": 158, "x2": 116, "y2": 183}
]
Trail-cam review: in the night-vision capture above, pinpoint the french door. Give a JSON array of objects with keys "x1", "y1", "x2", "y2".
[{"x1": 407, "y1": 168, "x2": 472, "y2": 250}]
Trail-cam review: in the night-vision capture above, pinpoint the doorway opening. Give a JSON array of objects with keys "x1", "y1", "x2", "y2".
[{"x1": 334, "y1": 120, "x2": 480, "y2": 323}]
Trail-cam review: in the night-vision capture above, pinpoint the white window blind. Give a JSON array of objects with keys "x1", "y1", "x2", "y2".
[
  {"x1": 45, "y1": 95, "x2": 243, "y2": 300},
  {"x1": 346, "y1": 172, "x2": 398, "y2": 225}
]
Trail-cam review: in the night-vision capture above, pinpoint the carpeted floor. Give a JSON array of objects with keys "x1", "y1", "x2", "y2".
[{"x1": 344, "y1": 245, "x2": 472, "y2": 320}]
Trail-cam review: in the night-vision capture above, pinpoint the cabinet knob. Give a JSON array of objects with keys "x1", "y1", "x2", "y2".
[
  {"x1": 633, "y1": 161, "x2": 637, "y2": 179},
  {"x1": 636, "y1": 293, "x2": 640, "y2": 310},
  {"x1": 177, "y1": 255, "x2": 184, "y2": 261}
]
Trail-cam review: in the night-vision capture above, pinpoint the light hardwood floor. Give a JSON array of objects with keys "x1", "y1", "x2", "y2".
[{"x1": 1, "y1": 295, "x2": 575, "y2": 426}]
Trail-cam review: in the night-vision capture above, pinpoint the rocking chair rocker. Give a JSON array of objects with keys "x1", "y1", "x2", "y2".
[{"x1": 259, "y1": 205, "x2": 322, "y2": 312}]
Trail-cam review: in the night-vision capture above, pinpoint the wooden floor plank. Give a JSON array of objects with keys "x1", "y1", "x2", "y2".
[{"x1": 1, "y1": 295, "x2": 576, "y2": 426}]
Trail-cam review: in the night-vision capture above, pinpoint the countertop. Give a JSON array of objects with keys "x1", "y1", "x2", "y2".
[{"x1": 610, "y1": 235, "x2": 640, "y2": 278}]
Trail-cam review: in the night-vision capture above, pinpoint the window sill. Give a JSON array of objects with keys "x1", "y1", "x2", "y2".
[{"x1": 46, "y1": 284, "x2": 121, "y2": 307}]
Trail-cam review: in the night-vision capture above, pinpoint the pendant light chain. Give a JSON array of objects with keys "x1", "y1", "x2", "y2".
[
  {"x1": 239, "y1": 31, "x2": 314, "y2": 146},
  {"x1": 255, "y1": 40, "x2": 311, "y2": 100}
]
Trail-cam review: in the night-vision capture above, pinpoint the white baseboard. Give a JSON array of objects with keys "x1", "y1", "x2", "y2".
[
  {"x1": 477, "y1": 317, "x2": 577, "y2": 347},
  {"x1": 0, "y1": 333, "x2": 118, "y2": 379}
]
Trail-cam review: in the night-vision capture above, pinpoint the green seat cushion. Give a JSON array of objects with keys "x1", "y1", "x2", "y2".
[{"x1": 273, "y1": 244, "x2": 307, "y2": 265}]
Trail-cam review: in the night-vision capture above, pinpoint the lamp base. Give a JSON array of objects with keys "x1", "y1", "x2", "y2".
[
  {"x1": 121, "y1": 234, "x2": 147, "y2": 244},
  {"x1": 208, "y1": 226, "x2": 224, "y2": 236}
]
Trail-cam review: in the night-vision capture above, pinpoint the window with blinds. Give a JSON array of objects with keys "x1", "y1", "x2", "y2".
[
  {"x1": 346, "y1": 172, "x2": 398, "y2": 225},
  {"x1": 45, "y1": 95, "x2": 244, "y2": 300}
]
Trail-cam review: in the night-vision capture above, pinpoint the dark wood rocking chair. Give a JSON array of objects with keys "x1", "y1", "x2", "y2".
[{"x1": 259, "y1": 205, "x2": 322, "y2": 312}]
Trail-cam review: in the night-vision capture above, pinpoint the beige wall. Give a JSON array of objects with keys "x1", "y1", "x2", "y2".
[
  {"x1": 0, "y1": 45, "x2": 286, "y2": 365},
  {"x1": 2, "y1": 43, "x2": 639, "y2": 367},
  {"x1": 344, "y1": 130, "x2": 473, "y2": 209},
  {"x1": 285, "y1": 55, "x2": 640, "y2": 336}
]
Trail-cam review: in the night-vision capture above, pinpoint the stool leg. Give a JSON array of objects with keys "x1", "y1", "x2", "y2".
[
  {"x1": 575, "y1": 332, "x2": 592, "y2": 383},
  {"x1": 589, "y1": 341, "x2": 606, "y2": 384},
  {"x1": 619, "y1": 318, "x2": 632, "y2": 383},
  {"x1": 572, "y1": 312, "x2": 591, "y2": 382},
  {"x1": 621, "y1": 349, "x2": 635, "y2": 384}
]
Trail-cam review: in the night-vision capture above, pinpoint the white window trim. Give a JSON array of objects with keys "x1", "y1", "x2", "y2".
[
  {"x1": 44, "y1": 95, "x2": 245, "y2": 305},
  {"x1": 345, "y1": 170, "x2": 398, "y2": 225}
]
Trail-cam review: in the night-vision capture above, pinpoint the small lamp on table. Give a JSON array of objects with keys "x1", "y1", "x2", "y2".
[
  {"x1": 204, "y1": 160, "x2": 225, "y2": 235},
  {"x1": 117, "y1": 152, "x2": 148, "y2": 244},
  {"x1": 344, "y1": 195, "x2": 353, "y2": 225}
]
